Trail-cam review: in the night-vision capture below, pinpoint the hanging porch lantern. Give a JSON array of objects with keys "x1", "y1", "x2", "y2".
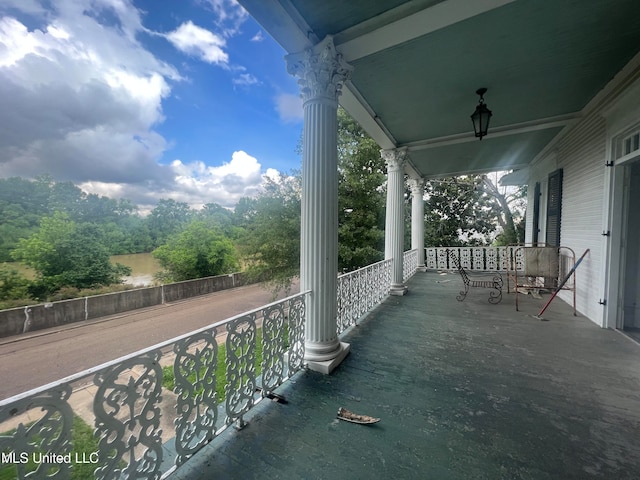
[{"x1": 470, "y1": 87, "x2": 492, "y2": 140}]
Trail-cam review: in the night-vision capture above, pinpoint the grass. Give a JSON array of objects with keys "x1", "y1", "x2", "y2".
[
  {"x1": 0, "y1": 415, "x2": 103, "y2": 480},
  {"x1": 1, "y1": 327, "x2": 289, "y2": 479},
  {"x1": 162, "y1": 328, "x2": 267, "y2": 402}
]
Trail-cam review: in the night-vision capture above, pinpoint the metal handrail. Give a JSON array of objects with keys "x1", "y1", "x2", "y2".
[{"x1": 0, "y1": 290, "x2": 310, "y2": 480}]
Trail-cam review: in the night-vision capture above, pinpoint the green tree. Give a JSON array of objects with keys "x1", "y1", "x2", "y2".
[
  {"x1": 198, "y1": 203, "x2": 241, "y2": 239},
  {"x1": 479, "y1": 174, "x2": 526, "y2": 245},
  {"x1": 337, "y1": 108, "x2": 386, "y2": 271},
  {"x1": 0, "y1": 266, "x2": 30, "y2": 302},
  {"x1": 0, "y1": 176, "x2": 50, "y2": 217},
  {"x1": 237, "y1": 173, "x2": 301, "y2": 292},
  {"x1": 0, "y1": 176, "x2": 152, "y2": 260},
  {"x1": 152, "y1": 220, "x2": 239, "y2": 282},
  {"x1": 0, "y1": 177, "x2": 51, "y2": 261},
  {"x1": 424, "y1": 176, "x2": 496, "y2": 246},
  {"x1": 146, "y1": 199, "x2": 192, "y2": 247},
  {"x1": 238, "y1": 107, "x2": 388, "y2": 289},
  {"x1": 423, "y1": 174, "x2": 526, "y2": 247},
  {"x1": 48, "y1": 181, "x2": 87, "y2": 219},
  {"x1": 12, "y1": 212, "x2": 130, "y2": 294}
]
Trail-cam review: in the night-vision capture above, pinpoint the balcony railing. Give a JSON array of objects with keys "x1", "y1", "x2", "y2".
[
  {"x1": 403, "y1": 248, "x2": 419, "y2": 282},
  {"x1": 336, "y1": 250, "x2": 419, "y2": 336},
  {"x1": 425, "y1": 246, "x2": 524, "y2": 272},
  {"x1": 0, "y1": 292, "x2": 308, "y2": 480},
  {"x1": 336, "y1": 259, "x2": 392, "y2": 335},
  {"x1": 1, "y1": 249, "x2": 422, "y2": 479}
]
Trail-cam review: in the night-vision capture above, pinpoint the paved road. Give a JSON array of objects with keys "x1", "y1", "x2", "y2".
[{"x1": 0, "y1": 281, "x2": 299, "y2": 400}]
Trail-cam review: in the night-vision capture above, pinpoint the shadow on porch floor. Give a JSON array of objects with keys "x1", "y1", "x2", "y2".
[{"x1": 173, "y1": 271, "x2": 640, "y2": 479}]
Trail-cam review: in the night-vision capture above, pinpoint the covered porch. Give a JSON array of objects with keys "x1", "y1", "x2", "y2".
[
  {"x1": 173, "y1": 271, "x2": 640, "y2": 479},
  {"x1": 2, "y1": 1, "x2": 640, "y2": 478},
  {"x1": 235, "y1": 0, "x2": 640, "y2": 365}
]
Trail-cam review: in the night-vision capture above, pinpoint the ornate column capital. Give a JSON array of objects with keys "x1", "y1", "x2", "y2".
[
  {"x1": 381, "y1": 147, "x2": 408, "y2": 172},
  {"x1": 407, "y1": 177, "x2": 425, "y2": 198},
  {"x1": 285, "y1": 36, "x2": 353, "y2": 105}
]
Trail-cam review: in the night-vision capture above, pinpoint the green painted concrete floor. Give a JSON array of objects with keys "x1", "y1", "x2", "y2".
[{"x1": 172, "y1": 272, "x2": 640, "y2": 479}]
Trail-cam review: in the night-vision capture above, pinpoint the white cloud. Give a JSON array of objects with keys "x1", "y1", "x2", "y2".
[
  {"x1": 46, "y1": 24, "x2": 71, "y2": 40},
  {"x1": 0, "y1": 17, "x2": 41, "y2": 67},
  {"x1": 0, "y1": 0, "x2": 181, "y2": 189},
  {"x1": 0, "y1": 1, "x2": 278, "y2": 211},
  {"x1": 166, "y1": 21, "x2": 228, "y2": 65},
  {"x1": 233, "y1": 72, "x2": 259, "y2": 86},
  {"x1": 251, "y1": 31, "x2": 264, "y2": 42},
  {"x1": 264, "y1": 168, "x2": 281, "y2": 182},
  {"x1": 0, "y1": 0, "x2": 45, "y2": 15},
  {"x1": 275, "y1": 93, "x2": 303, "y2": 123},
  {"x1": 203, "y1": 0, "x2": 248, "y2": 37},
  {"x1": 78, "y1": 150, "x2": 278, "y2": 211},
  {"x1": 169, "y1": 150, "x2": 265, "y2": 207}
]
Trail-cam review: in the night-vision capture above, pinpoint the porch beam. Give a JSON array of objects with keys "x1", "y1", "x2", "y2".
[
  {"x1": 383, "y1": 147, "x2": 409, "y2": 296},
  {"x1": 285, "y1": 36, "x2": 352, "y2": 373},
  {"x1": 403, "y1": 112, "x2": 582, "y2": 151},
  {"x1": 335, "y1": 0, "x2": 515, "y2": 62},
  {"x1": 339, "y1": 84, "x2": 397, "y2": 150},
  {"x1": 236, "y1": 0, "x2": 314, "y2": 53}
]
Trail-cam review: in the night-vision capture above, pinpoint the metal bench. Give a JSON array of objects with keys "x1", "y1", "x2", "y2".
[{"x1": 446, "y1": 249, "x2": 503, "y2": 304}]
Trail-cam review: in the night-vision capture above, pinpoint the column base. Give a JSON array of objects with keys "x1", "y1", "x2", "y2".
[
  {"x1": 306, "y1": 342, "x2": 350, "y2": 374},
  {"x1": 417, "y1": 265, "x2": 427, "y2": 272},
  {"x1": 389, "y1": 284, "x2": 408, "y2": 296}
]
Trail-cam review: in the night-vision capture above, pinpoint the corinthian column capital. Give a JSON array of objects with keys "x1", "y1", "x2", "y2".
[
  {"x1": 381, "y1": 147, "x2": 408, "y2": 172},
  {"x1": 285, "y1": 36, "x2": 353, "y2": 105},
  {"x1": 407, "y1": 177, "x2": 425, "y2": 198}
]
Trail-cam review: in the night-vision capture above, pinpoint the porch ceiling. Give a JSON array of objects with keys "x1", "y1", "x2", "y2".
[{"x1": 239, "y1": 0, "x2": 640, "y2": 178}]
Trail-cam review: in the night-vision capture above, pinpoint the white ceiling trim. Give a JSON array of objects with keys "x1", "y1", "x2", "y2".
[
  {"x1": 335, "y1": 0, "x2": 516, "y2": 62},
  {"x1": 528, "y1": 51, "x2": 640, "y2": 169},
  {"x1": 340, "y1": 83, "x2": 397, "y2": 150},
  {"x1": 499, "y1": 167, "x2": 529, "y2": 185},
  {"x1": 341, "y1": 83, "x2": 425, "y2": 178},
  {"x1": 403, "y1": 112, "x2": 581, "y2": 151},
  {"x1": 341, "y1": 84, "x2": 423, "y2": 179},
  {"x1": 421, "y1": 162, "x2": 531, "y2": 180},
  {"x1": 239, "y1": 1, "x2": 403, "y2": 162},
  {"x1": 237, "y1": 0, "x2": 313, "y2": 52}
]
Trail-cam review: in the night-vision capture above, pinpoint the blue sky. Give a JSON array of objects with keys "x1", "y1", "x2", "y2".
[{"x1": 0, "y1": 0, "x2": 304, "y2": 210}]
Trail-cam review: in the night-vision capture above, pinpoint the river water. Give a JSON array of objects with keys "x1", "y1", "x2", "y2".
[
  {"x1": 3, "y1": 253, "x2": 162, "y2": 286},
  {"x1": 111, "y1": 253, "x2": 162, "y2": 286}
]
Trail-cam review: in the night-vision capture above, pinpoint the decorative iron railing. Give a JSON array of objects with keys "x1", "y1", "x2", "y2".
[
  {"x1": 425, "y1": 246, "x2": 524, "y2": 272},
  {"x1": 403, "y1": 249, "x2": 419, "y2": 282},
  {"x1": 336, "y1": 259, "x2": 392, "y2": 335},
  {"x1": 0, "y1": 292, "x2": 308, "y2": 480}
]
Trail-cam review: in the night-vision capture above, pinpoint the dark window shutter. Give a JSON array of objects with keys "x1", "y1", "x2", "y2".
[
  {"x1": 532, "y1": 182, "x2": 541, "y2": 244},
  {"x1": 546, "y1": 169, "x2": 563, "y2": 247}
]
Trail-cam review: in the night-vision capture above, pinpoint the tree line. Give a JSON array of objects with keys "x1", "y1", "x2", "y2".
[{"x1": 0, "y1": 109, "x2": 525, "y2": 308}]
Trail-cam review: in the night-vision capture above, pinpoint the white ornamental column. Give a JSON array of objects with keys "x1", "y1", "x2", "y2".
[
  {"x1": 286, "y1": 36, "x2": 353, "y2": 373},
  {"x1": 383, "y1": 148, "x2": 408, "y2": 295},
  {"x1": 408, "y1": 177, "x2": 427, "y2": 271}
]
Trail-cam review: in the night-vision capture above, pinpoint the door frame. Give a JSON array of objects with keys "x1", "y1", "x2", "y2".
[{"x1": 602, "y1": 83, "x2": 640, "y2": 329}]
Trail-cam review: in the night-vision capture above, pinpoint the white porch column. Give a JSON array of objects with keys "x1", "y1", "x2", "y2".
[
  {"x1": 383, "y1": 148, "x2": 408, "y2": 295},
  {"x1": 286, "y1": 36, "x2": 353, "y2": 373},
  {"x1": 408, "y1": 177, "x2": 427, "y2": 272}
]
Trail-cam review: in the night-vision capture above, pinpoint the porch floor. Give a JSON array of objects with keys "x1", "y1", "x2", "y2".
[{"x1": 172, "y1": 271, "x2": 640, "y2": 479}]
